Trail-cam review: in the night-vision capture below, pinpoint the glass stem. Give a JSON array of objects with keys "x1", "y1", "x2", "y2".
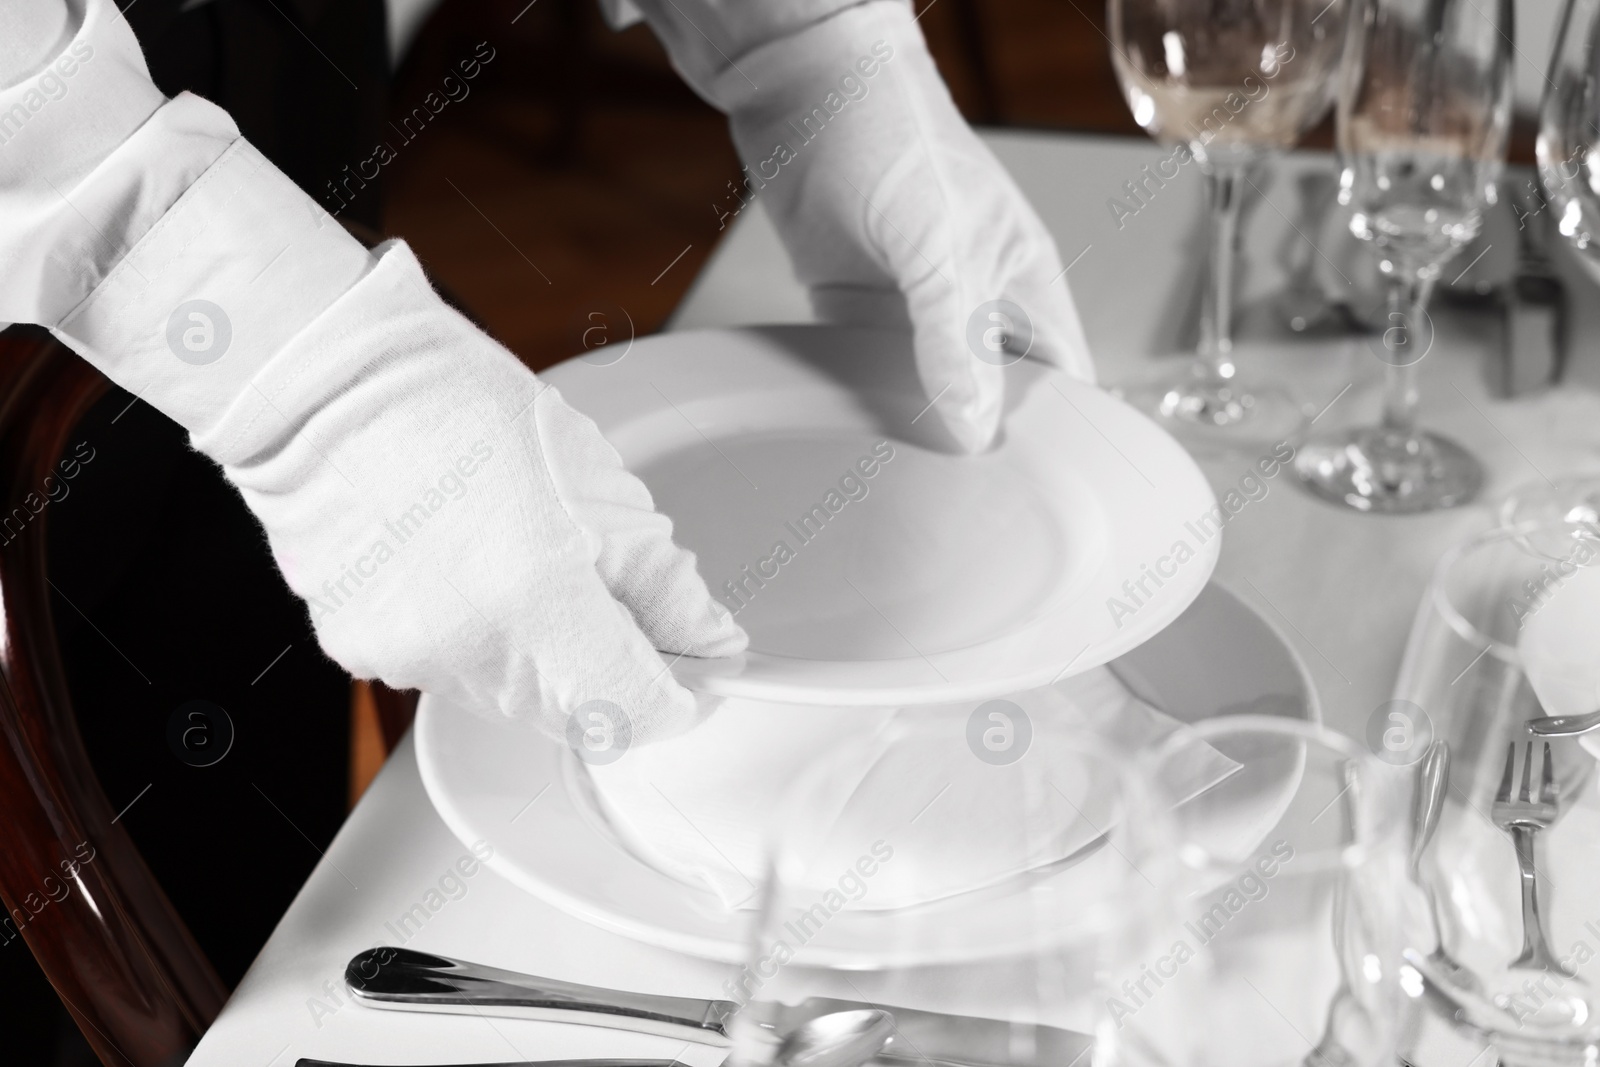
[
  {"x1": 1380, "y1": 271, "x2": 1434, "y2": 438},
  {"x1": 1199, "y1": 163, "x2": 1247, "y2": 384}
]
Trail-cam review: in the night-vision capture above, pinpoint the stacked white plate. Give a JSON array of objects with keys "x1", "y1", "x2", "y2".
[
  {"x1": 415, "y1": 326, "x2": 1319, "y2": 961},
  {"x1": 572, "y1": 325, "x2": 1221, "y2": 702}
]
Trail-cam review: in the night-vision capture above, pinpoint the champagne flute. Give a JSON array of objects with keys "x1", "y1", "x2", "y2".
[
  {"x1": 1294, "y1": 0, "x2": 1512, "y2": 513},
  {"x1": 1541, "y1": 0, "x2": 1600, "y2": 308},
  {"x1": 1108, "y1": 0, "x2": 1351, "y2": 440}
]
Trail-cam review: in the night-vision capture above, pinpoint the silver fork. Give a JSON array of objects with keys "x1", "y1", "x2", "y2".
[{"x1": 1490, "y1": 740, "x2": 1572, "y2": 975}]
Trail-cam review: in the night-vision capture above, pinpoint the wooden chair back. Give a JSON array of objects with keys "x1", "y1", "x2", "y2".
[{"x1": 0, "y1": 325, "x2": 226, "y2": 1066}]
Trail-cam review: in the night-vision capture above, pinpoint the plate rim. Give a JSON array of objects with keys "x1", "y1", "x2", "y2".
[
  {"x1": 546, "y1": 324, "x2": 1220, "y2": 705},
  {"x1": 414, "y1": 579, "x2": 1321, "y2": 963}
]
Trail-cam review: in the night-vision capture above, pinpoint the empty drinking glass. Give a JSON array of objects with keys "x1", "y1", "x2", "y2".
[
  {"x1": 1540, "y1": 0, "x2": 1600, "y2": 285},
  {"x1": 1392, "y1": 522, "x2": 1600, "y2": 1067},
  {"x1": 1294, "y1": 0, "x2": 1512, "y2": 513},
  {"x1": 727, "y1": 711, "x2": 1174, "y2": 1067},
  {"x1": 1497, "y1": 473, "x2": 1600, "y2": 563},
  {"x1": 1102, "y1": 716, "x2": 1409, "y2": 1067}
]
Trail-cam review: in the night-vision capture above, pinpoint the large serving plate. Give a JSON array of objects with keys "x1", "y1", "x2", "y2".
[
  {"x1": 416, "y1": 581, "x2": 1319, "y2": 963},
  {"x1": 541, "y1": 325, "x2": 1220, "y2": 705}
]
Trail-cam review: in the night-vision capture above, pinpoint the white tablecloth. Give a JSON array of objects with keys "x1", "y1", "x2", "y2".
[{"x1": 184, "y1": 130, "x2": 1600, "y2": 1066}]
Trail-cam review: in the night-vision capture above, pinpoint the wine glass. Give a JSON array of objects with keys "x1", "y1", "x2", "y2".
[
  {"x1": 1294, "y1": 0, "x2": 1512, "y2": 513},
  {"x1": 1497, "y1": 473, "x2": 1600, "y2": 562},
  {"x1": 726, "y1": 711, "x2": 1176, "y2": 1067},
  {"x1": 1107, "y1": 0, "x2": 1351, "y2": 440},
  {"x1": 1540, "y1": 0, "x2": 1600, "y2": 277},
  {"x1": 1096, "y1": 716, "x2": 1409, "y2": 1067},
  {"x1": 1391, "y1": 522, "x2": 1600, "y2": 1067}
]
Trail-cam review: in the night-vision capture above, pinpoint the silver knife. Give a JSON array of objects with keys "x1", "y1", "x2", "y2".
[
  {"x1": 296, "y1": 1059, "x2": 976, "y2": 1067},
  {"x1": 344, "y1": 949, "x2": 1090, "y2": 1067},
  {"x1": 297, "y1": 1060, "x2": 673, "y2": 1067}
]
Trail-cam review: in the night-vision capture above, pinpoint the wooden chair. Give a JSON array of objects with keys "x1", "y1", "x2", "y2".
[{"x1": 0, "y1": 324, "x2": 419, "y2": 1066}]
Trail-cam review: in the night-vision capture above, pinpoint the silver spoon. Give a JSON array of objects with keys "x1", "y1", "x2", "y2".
[
  {"x1": 767, "y1": 1009, "x2": 896, "y2": 1067},
  {"x1": 1528, "y1": 709, "x2": 1600, "y2": 737}
]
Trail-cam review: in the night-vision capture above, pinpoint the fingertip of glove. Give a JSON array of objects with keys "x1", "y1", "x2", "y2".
[
  {"x1": 626, "y1": 676, "x2": 710, "y2": 746},
  {"x1": 942, "y1": 407, "x2": 999, "y2": 454},
  {"x1": 935, "y1": 371, "x2": 1002, "y2": 454},
  {"x1": 912, "y1": 349, "x2": 1002, "y2": 454},
  {"x1": 684, "y1": 602, "x2": 749, "y2": 658}
]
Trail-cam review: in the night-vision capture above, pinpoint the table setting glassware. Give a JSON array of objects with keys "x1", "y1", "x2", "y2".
[
  {"x1": 1293, "y1": 0, "x2": 1513, "y2": 513},
  {"x1": 1101, "y1": 716, "x2": 1409, "y2": 1067},
  {"x1": 1392, "y1": 519, "x2": 1600, "y2": 1067},
  {"x1": 1539, "y1": 0, "x2": 1600, "y2": 288},
  {"x1": 1107, "y1": 0, "x2": 1351, "y2": 441},
  {"x1": 721, "y1": 713, "x2": 1173, "y2": 1067},
  {"x1": 1470, "y1": 504, "x2": 1600, "y2": 737},
  {"x1": 1498, "y1": 473, "x2": 1600, "y2": 563},
  {"x1": 356, "y1": 716, "x2": 1412, "y2": 1067}
]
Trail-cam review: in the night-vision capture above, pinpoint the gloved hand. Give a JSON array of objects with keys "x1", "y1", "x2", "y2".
[
  {"x1": 189, "y1": 241, "x2": 748, "y2": 742},
  {"x1": 2, "y1": 0, "x2": 745, "y2": 742},
  {"x1": 628, "y1": 0, "x2": 1096, "y2": 453}
]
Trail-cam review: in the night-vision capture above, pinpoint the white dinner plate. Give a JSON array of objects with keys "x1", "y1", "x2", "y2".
[
  {"x1": 541, "y1": 325, "x2": 1220, "y2": 705},
  {"x1": 415, "y1": 581, "x2": 1320, "y2": 963}
]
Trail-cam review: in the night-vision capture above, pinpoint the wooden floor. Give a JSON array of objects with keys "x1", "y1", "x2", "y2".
[{"x1": 382, "y1": 0, "x2": 1154, "y2": 373}]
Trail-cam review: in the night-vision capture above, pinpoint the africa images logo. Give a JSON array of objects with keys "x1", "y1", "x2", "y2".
[{"x1": 167, "y1": 300, "x2": 232, "y2": 366}]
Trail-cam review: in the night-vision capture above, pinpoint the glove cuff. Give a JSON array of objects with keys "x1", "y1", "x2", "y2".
[
  {"x1": 191, "y1": 239, "x2": 534, "y2": 470},
  {"x1": 53, "y1": 106, "x2": 375, "y2": 442}
]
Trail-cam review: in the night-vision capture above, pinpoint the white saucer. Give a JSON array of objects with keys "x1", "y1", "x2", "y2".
[
  {"x1": 542, "y1": 326, "x2": 1219, "y2": 705},
  {"x1": 415, "y1": 581, "x2": 1319, "y2": 963}
]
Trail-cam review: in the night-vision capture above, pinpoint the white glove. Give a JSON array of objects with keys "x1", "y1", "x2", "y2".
[
  {"x1": 185, "y1": 240, "x2": 747, "y2": 742},
  {"x1": 630, "y1": 0, "x2": 1096, "y2": 453},
  {"x1": 2, "y1": 0, "x2": 745, "y2": 742}
]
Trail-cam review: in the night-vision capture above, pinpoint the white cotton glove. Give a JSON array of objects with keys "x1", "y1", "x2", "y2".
[
  {"x1": 2, "y1": 0, "x2": 745, "y2": 742},
  {"x1": 630, "y1": 0, "x2": 1096, "y2": 453},
  {"x1": 182, "y1": 242, "x2": 747, "y2": 742}
]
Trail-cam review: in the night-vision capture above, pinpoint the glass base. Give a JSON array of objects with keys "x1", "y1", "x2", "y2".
[
  {"x1": 1117, "y1": 369, "x2": 1308, "y2": 450},
  {"x1": 1489, "y1": 1032, "x2": 1600, "y2": 1067},
  {"x1": 1407, "y1": 954, "x2": 1600, "y2": 1067},
  {"x1": 1158, "y1": 378, "x2": 1256, "y2": 425},
  {"x1": 1294, "y1": 426, "x2": 1483, "y2": 514}
]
